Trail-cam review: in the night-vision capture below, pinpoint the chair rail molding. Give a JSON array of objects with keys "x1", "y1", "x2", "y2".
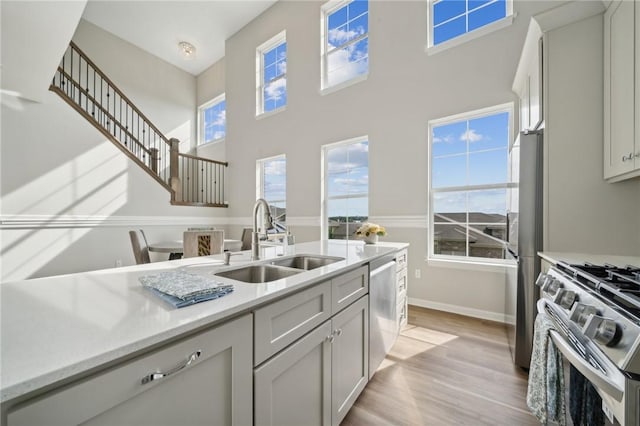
[
  {"x1": 1, "y1": 214, "x2": 429, "y2": 230},
  {"x1": 367, "y1": 216, "x2": 428, "y2": 228},
  {"x1": 0, "y1": 215, "x2": 227, "y2": 229}
]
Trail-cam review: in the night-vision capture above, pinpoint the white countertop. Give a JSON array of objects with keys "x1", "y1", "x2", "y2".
[
  {"x1": 0, "y1": 240, "x2": 407, "y2": 404},
  {"x1": 539, "y1": 251, "x2": 640, "y2": 267}
]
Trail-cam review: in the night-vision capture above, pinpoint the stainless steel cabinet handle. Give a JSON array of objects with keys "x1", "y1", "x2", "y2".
[
  {"x1": 622, "y1": 152, "x2": 634, "y2": 162},
  {"x1": 327, "y1": 334, "x2": 335, "y2": 343},
  {"x1": 141, "y1": 350, "x2": 202, "y2": 385},
  {"x1": 334, "y1": 328, "x2": 343, "y2": 337}
]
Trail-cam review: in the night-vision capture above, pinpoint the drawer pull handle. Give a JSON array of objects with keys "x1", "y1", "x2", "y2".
[
  {"x1": 141, "y1": 350, "x2": 202, "y2": 385},
  {"x1": 334, "y1": 328, "x2": 343, "y2": 337},
  {"x1": 327, "y1": 334, "x2": 335, "y2": 343}
]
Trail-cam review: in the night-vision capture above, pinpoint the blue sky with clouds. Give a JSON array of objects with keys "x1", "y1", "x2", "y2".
[
  {"x1": 327, "y1": 141, "x2": 369, "y2": 218},
  {"x1": 326, "y1": 0, "x2": 369, "y2": 87},
  {"x1": 432, "y1": 111, "x2": 509, "y2": 216},
  {"x1": 263, "y1": 41, "x2": 287, "y2": 112},
  {"x1": 203, "y1": 99, "x2": 225, "y2": 142},
  {"x1": 263, "y1": 157, "x2": 286, "y2": 209}
]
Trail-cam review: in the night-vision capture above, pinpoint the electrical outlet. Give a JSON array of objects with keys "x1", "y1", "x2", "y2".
[
  {"x1": 415, "y1": 268, "x2": 421, "y2": 279},
  {"x1": 115, "y1": 259, "x2": 123, "y2": 268}
]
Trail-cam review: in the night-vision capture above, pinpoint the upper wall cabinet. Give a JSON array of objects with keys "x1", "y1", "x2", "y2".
[
  {"x1": 513, "y1": 20, "x2": 543, "y2": 132},
  {"x1": 604, "y1": 0, "x2": 640, "y2": 182}
]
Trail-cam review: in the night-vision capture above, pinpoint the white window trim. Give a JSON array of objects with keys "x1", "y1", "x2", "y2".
[
  {"x1": 256, "y1": 30, "x2": 287, "y2": 118},
  {"x1": 321, "y1": 135, "x2": 369, "y2": 239},
  {"x1": 427, "y1": 102, "x2": 514, "y2": 266},
  {"x1": 320, "y1": 0, "x2": 369, "y2": 93},
  {"x1": 256, "y1": 154, "x2": 287, "y2": 228},
  {"x1": 197, "y1": 93, "x2": 225, "y2": 146},
  {"x1": 426, "y1": 0, "x2": 515, "y2": 56}
]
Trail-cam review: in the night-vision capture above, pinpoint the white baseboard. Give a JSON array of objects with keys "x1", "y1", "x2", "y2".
[{"x1": 408, "y1": 297, "x2": 507, "y2": 324}]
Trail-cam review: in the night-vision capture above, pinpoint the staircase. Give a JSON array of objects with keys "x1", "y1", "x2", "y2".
[{"x1": 50, "y1": 41, "x2": 228, "y2": 207}]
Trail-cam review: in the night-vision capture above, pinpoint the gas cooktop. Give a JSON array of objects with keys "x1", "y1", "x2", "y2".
[{"x1": 557, "y1": 261, "x2": 640, "y2": 320}]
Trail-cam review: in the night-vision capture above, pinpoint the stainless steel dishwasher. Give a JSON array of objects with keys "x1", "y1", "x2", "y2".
[{"x1": 368, "y1": 254, "x2": 397, "y2": 379}]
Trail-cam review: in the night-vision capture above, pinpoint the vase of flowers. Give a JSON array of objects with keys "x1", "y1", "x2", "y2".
[{"x1": 355, "y1": 222, "x2": 387, "y2": 245}]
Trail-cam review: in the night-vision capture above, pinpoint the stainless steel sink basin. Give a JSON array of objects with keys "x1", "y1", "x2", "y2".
[
  {"x1": 214, "y1": 264, "x2": 301, "y2": 283},
  {"x1": 270, "y1": 255, "x2": 344, "y2": 270}
]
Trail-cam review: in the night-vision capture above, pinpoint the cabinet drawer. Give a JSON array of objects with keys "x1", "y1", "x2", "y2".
[
  {"x1": 395, "y1": 249, "x2": 408, "y2": 271},
  {"x1": 254, "y1": 281, "x2": 332, "y2": 366},
  {"x1": 397, "y1": 300, "x2": 408, "y2": 329},
  {"x1": 8, "y1": 314, "x2": 253, "y2": 426},
  {"x1": 396, "y1": 267, "x2": 408, "y2": 296},
  {"x1": 332, "y1": 266, "x2": 369, "y2": 315}
]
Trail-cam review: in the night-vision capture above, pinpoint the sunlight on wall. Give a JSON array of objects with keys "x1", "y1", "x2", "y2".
[
  {"x1": 165, "y1": 120, "x2": 192, "y2": 152},
  {"x1": 1, "y1": 142, "x2": 128, "y2": 282}
]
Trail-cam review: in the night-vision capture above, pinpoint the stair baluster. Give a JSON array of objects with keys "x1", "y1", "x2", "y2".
[{"x1": 50, "y1": 41, "x2": 228, "y2": 207}]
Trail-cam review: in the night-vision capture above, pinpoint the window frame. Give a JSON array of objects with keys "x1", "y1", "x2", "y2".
[
  {"x1": 427, "y1": 102, "x2": 515, "y2": 266},
  {"x1": 426, "y1": 0, "x2": 514, "y2": 56},
  {"x1": 256, "y1": 30, "x2": 287, "y2": 117},
  {"x1": 321, "y1": 135, "x2": 369, "y2": 240},
  {"x1": 197, "y1": 93, "x2": 226, "y2": 146},
  {"x1": 320, "y1": 0, "x2": 369, "y2": 94},
  {"x1": 256, "y1": 154, "x2": 287, "y2": 232}
]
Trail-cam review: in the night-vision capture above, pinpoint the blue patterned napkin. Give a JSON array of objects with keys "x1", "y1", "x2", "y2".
[{"x1": 139, "y1": 270, "x2": 233, "y2": 308}]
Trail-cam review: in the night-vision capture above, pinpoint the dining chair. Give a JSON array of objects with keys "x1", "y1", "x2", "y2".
[
  {"x1": 183, "y1": 230, "x2": 224, "y2": 258},
  {"x1": 241, "y1": 227, "x2": 253, "y2": 251},
  {"x1": 129, "y1": 230, "x2": 151, "y2": 264}
]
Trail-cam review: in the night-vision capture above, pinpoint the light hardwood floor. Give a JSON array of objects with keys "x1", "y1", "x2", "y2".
[{"x1": 342, "y1": 305, "x2": 539, "y2": 426}]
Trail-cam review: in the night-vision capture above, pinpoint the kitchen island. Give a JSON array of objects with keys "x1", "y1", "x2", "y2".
[{"x1": 1, "y1": 239, "x2": 408, "y2": 425}]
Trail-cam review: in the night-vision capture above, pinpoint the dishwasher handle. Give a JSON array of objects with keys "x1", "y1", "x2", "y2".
[{"x1": 370, "y1": 260, "x2": 396, "y2": 277}]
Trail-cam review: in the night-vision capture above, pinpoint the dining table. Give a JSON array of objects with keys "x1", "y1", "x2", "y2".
[{"x1": 148, "y1": 239, "x2": 243, "y2": 260}]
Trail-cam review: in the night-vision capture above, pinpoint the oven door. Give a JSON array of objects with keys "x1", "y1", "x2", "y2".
[{"x1": 536, "y1": 299, "x2": 627, "y2": 424}]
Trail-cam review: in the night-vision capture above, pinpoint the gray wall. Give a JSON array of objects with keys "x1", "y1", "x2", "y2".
[
  {"x1": 1, "y1": 20, "x2": 228, "y2": 282},
  {"x1": 544, "y1": 14, "x2": 640, "y2": 255},
  {"x1": 216, "y1": 0, "x2": 569, "y2": 320}
]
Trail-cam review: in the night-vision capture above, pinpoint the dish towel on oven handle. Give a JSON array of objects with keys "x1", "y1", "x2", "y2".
[
  {"x1": 527, "y1": 312, "x2": 566, "y2": 425},
  {"x1": 569, "y1": 365, "x2": 605, "y2": 426}
]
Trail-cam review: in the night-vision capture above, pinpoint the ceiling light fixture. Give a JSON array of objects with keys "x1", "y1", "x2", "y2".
[{"x1": 178, "y1": 41, "x2": 196, "y2": 58}]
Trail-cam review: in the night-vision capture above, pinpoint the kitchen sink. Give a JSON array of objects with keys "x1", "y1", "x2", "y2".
[
  {"x1": 269, "y1": 255, "x2": 344, "y2": 270},
  {"x1": 214, "y1": 264, "x2": 301, "y2": 283}
]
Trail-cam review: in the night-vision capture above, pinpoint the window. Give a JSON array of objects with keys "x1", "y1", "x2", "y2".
[
  {"x1": 428, "y1": 104, "x2": 513, "y2": 263},
  {"x1": 256, "y1": 31, "x2": 287, "y2": 116},
  {"x1": 198, "y1": 94, "x2": 225, "y2": 145},
  {"x1": 321, "y1": 0, "x2": 369, "y2": 91},
  {"x1": 322, "y1": 137, "x2": 369, "y2": 239},
  {"x1": 428, "y1": 0, "x2": 513, "y2": 51},
  {"x1": 257, "y1": 155, "x2": 287, "y2": 232}
]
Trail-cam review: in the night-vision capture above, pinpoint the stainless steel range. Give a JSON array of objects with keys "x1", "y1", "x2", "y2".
[{"x1": 536, "y1": 261, "x2": 640, "y2": 425}]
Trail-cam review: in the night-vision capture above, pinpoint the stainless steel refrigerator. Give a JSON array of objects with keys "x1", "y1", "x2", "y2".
[{"x1": 505, "y1": 129, "x2": 544, "y2": 369}]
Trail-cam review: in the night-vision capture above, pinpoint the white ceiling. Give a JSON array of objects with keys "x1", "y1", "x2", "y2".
[{"x1": 82, "y1": 0, "x2": 278, "y2": 76}]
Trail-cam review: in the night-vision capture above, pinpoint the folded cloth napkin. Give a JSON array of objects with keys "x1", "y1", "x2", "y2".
[
  {"x1": 139, "y1": 270, "x2": 233, "y2": 308},
  {"x1": 570, "y1": 365, "x2": 605, "y2": 426},
  {"x1": 527, "y1": 312, "x2": 566, "y2": 425}
]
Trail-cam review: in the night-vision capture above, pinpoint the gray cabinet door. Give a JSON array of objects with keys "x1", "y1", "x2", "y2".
[
  {"x1": 604, "y1": 0, "x2": 637, "y2": 179},
  {"x1": 254, "y1": 321, "x2": 332, "y2": 426},
  {"x1": 331, "y1": 295, "x2": 369, "y2": 426},
  {"x1": 8, "y1": 314, "x2": 253, "y2": 426}
]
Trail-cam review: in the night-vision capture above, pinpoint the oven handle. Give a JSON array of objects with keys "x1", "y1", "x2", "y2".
[
  {"x1": 548, "y1": 331, "x2": 623, "y2": 402},
  {"x1": 536, "y1": 299, "x2": 624, "y2": 402}
]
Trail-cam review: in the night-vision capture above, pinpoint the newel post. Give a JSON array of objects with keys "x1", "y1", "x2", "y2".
[
  {"x1": 149, "y1": 148, "x2": 159, "y2": 173},
  {"x1": 169, "y1": 138, "x2": 181, "y2": 202}
]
